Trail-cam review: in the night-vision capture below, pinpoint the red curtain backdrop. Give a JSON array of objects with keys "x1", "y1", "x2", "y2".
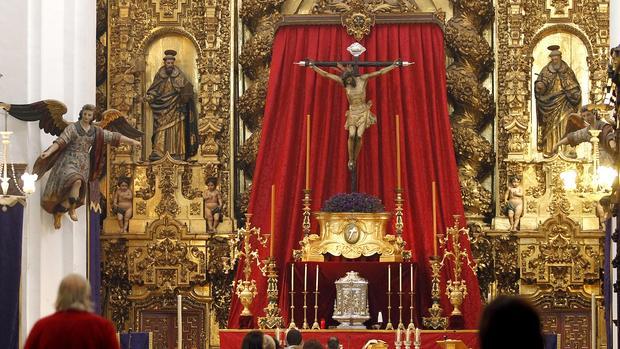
[{"x1": 228, "y1": 23, "x2": 482, "y2": 329}]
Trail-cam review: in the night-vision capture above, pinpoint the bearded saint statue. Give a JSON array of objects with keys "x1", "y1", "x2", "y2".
[{"x1": 535, "y1": 45, "x2": 582, "y2": 152}]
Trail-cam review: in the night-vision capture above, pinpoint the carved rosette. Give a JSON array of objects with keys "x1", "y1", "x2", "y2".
[{"x1": 445, "y1": 0, "x2": 495, "y2": 220}]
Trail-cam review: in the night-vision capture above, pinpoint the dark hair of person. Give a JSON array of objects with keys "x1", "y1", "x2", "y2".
[
  {"x1": 479, "y1": 296, "x2": 544, "y2": 349},
  {"x1": 302, "y1": 339, "x2": 324, "y2": 349},
  {"x1": 78, "y1": 104, "x2": 97, "y2": 123},
  {"x1": 241, "y1": 330, "x2": 264, "y2": 349},
  {"x1": 286, "y1": 328, "x2": 303, "y2": 346},
  {"x1": 207, "y1": 177, "x2": 218, "y2": 186},
  {"x1": 327, "y1": 337, "x2": 339, "y2": 349},
  {"x1": 117, "y1": 177, "x2": 131, "y2": 186}
]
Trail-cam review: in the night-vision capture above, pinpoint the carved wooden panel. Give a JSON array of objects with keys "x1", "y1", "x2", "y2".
[
  {"x1": 541, "y1": 311, "x2": 591, "y2": 349},
  {"x1": 141, "y1": 310, "x2": 204, "y2": 349}
]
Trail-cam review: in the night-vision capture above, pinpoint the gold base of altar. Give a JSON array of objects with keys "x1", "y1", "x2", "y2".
[{"x1": 294, "y1": 212, "x2": 410, "y2": 262}]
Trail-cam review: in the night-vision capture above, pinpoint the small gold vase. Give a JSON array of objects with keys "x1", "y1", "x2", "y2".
[
  {"x1": 236, "y1": 279, "x2": 258, "y2": 316},
  {"x1": 446, "y1": 280, "x2": 467, "y2": 316}
]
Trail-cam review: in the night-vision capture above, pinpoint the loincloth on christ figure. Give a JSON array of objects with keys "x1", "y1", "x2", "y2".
[{"x1": 345, "y1": 101, "x2": 377, "y2": 130}]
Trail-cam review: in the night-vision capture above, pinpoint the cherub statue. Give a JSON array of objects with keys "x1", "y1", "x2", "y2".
[
  {"x1": 0, "y1": 101, "x2": 142, "y2": 229},
  {"x1": 112, "y1": 176, "x2": 133, "y2": 233},
  {"x1": 204, "y1": 177, "x2": 223, "y2": 232},
  {"x1": 503, "y1": 176, "x2": 524, "y2": 232}
]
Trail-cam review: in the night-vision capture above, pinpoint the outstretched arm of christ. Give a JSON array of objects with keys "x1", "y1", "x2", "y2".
[
  {"x1": 310, "y1": 64, "x2": 342, "y2": 84},
  {"x1": 361, "y1": 62, "x2": 399, "y2": 80}
]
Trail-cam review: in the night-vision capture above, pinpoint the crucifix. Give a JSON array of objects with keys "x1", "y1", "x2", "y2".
[{"x1": 297, "y1": 42, "x2": 412, "y2": 192}]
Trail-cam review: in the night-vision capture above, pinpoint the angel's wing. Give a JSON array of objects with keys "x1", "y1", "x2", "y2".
[
  {"x1": 98, "y1": 109, "x2": 144, "y2": 139},
  {"x1": 563, "y1": 113, "x2": 587, "y2": 137},
  {"x1": 4, "y1": 100, "x2": 69, "y2": 136}
]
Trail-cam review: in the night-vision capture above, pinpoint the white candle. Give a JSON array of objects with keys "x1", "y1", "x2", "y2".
[
  {"x1": 291, "y1": 263, "x2": 295, "y2": 292},
  {"x1": 177, "y1": 294, "x2": 183, "y2": 349},
  {"x1": 406, "y1": 328, "x2": 411, "y2": 342},
  {"x1": 409, "y1": 263, "x2": 413, "y2": 292},
  {"x1": 315, "y1": 265, "x2": 319, "y2": 291},
  {"x1": 388, "y1": 265, "x2": 391, "y2": 292},
  {"x1": 378, "y1": 311, "x2": 383, "y2": 323},
  {"x1": 399, "y1": 263, "x2": 402, "y2": 292},
  {"x1": 397, "y1": 328, "x2": 402, "y2": 343},
  {"x1": 304, "y1": 263, "x2": 308, "y2": 291}
]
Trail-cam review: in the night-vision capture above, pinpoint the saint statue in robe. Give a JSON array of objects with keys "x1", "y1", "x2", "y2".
[
  {"x1": 535, "y1": 45, "x2": 582, "y2": 152},
  {"x1": 146, "y1": 49, "x2": 199, "y2": 161}
]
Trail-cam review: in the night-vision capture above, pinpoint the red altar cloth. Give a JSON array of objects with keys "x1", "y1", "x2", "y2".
[
  {"x1": 219, "y1": 329, "x2": 478, "y2": 349},
  {"x1": 290, "y1": 262, "x2": 416, "y2": 328}
]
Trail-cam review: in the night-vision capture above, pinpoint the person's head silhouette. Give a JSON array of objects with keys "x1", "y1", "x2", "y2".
[{"x1": 479, "y1": 296, "x2": 544, "y2": 349}]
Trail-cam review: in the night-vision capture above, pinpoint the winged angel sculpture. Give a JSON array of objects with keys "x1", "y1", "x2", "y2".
[{"x1": 0, "y1": 101, "x2": 142, "y2": 229}]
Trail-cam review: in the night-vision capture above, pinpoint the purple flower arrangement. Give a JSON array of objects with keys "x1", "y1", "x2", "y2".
[{"x1": 322, "y1": 192, "x2": 385, "y2": 213}]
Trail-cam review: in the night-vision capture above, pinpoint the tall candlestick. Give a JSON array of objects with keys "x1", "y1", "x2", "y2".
[
  {"x1": 396, "y1": 114, "x2": 402, "y2": 188},
  {"x1": 397, "y1": 328, "x2": 402, "y2": 343},
  {"x1": 315, "y1": 265, "x2": 319, "y2": 291},
  {"x1": 291, "y1": 263, "x2": 295, "y2": 291},
  {"x1": 305, "y1": 114, "x2": 311, "y2": 190},
  {"x1": 591, "y1": 293, "x2": 596, "y2": 349},
  {"x1": 414, "y1": 328, "x2": 421, "y2": 344},
  {"x1": 270, "y1": 185, "x2": 275, "y2": 257},
  {"x1": 177, "y1": 294, "x2": 183, "y2": 349},
  {"x1": 388, "y1": 265, "x2": 391, "y2": 292},
  {"x1": 405, "y1": 328, "x2": 411, "y2": 342},
  {"x1": 432, "y1": 181, "x2": 437, "y2": 256},
  {"x1": 399, "y1": 263, "x2": 403, "y2": 292}
]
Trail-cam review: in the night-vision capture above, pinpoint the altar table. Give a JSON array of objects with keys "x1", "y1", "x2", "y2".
[{"x1": 218, "y1": 329, "x2": 479, "y2": 349}]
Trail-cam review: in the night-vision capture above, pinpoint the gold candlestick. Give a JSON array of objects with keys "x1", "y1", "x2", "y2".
[
  {"x1": 289, "y1": 263, "x2": 297, "y2": 329},
  {"x1": 408, "y1": 263, "x2": 415, "y2": 330},
  {"x1": 230, "y1": 214, "x2": 268, "y2": 317},
  {"x1": 398, "y1": 290, "x2": 405, "y2": 330},
  {"x1": 394, "y1": 188, "x2": 404, "y2": 238},
  {"x1": 386, "y1": 291, "x2": 394, "y2": 330},
  {"x1": 302, "y1": 263, "x2": 309, "y2": 329},
  {"x1": 302, "y1": 189, "x2": 312, "y2": 237},
  {"x1": 422, "y1": 256, "x2": 448, "y2": 329},
  {"x1": 386, "y1": 264, "x2": 394, "y2": 330},
  {"x1": 439, "y1": 216, "x2": 477, "y2": 319},
  {"x1": 258, "y1": 257, "x2": 284, "y2": 329}
]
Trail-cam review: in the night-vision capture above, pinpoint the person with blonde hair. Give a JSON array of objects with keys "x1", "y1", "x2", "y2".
[{"x1": 24, "y1": 274, "x2": 120, "y2": 349}]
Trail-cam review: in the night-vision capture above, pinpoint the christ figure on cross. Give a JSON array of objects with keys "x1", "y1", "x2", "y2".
[
  {"x1": 299, "y1": 43, "x2": 411, "y2": 183},
  {"x1": 309, "y1": 62, "x2": 400, "y2": 170}
]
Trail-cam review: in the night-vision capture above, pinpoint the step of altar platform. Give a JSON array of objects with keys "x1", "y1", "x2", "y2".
[{"x1": 219, "y1": 329, "x2": 479, "y2": 349}]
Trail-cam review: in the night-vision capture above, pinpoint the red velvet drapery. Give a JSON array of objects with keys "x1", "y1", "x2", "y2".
[{"x1": 228, "y1": 23, "x2": 482, "y2": 329}]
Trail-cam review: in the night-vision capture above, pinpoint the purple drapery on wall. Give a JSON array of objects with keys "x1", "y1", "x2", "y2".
[
  {"x1": 0, "y1": 203, "x2": 24, "y2": 349},
  {"x1": 89, "y1": 207, "x2": 102, "y2": 314}
]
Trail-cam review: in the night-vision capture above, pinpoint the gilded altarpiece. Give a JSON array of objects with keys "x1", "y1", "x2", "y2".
[
  {"x1": 100, "y1": 1, "x2": 234, "y2": 348},
  {"x1": 487, "y1": 1, "x2": 609, "y2": 347}
]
